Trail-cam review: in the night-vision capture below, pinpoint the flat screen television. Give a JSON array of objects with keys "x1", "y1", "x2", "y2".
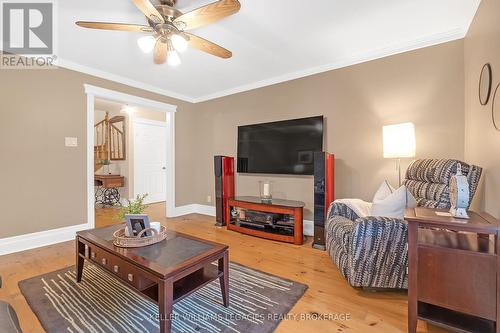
[{"x1": 237, "y1": 116, "x2": 324, "y2": 175}]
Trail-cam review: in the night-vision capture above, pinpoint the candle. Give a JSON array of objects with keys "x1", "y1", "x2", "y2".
[
  {"x1": 150, "y1": 222, "x2": 161, "y2": 233},
  {"x1": 263, "y1": 183, "x2": 270, "y2": 197}
]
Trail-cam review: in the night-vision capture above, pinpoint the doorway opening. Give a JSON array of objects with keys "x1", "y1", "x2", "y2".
[{"x1": 85, "y1": 85, "x2": 176, "y2": 229}]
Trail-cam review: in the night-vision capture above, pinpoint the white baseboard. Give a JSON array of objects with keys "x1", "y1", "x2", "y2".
[
  {"x1": 171, "y1": 204, "x2": 196, "y2": 216},
  {"x1": 303, "y1": 219, "x2": 313, "y2": 237},
  {"x1": 194, "y1": 204, "x2": 216, "y2": 216},
  {"x1": 171, "y1": 204, "x2": 216, "y2": 217},
  {"x1": 0, "y1": 205, "x2": 312, "y2": 256},
  {"x1": 0, "y1": 223, "x2": 90, "y2": 256},
  {"x1": 173, "y1": 204, "x2": 313, "y2": 236}
]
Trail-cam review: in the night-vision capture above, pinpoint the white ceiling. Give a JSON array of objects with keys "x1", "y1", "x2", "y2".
[{"x1": 58, "y1": 0, "x2": 480, "y2": 102}]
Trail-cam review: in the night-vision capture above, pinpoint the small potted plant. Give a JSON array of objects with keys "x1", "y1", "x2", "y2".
[{"x1": 117, "y1": 194, "x2": 150, "y2": 237}]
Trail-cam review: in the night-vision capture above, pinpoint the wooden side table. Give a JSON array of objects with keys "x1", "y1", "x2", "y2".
[
  {"x1": 94, "y1": 174, "x2": 125, "y2": 188},
  {"x1": 405, "y1": 207, "x2": 500, "y2": 333},
  {"x1": 94, "y1": 174, "x2": 125, "y2": 206}
]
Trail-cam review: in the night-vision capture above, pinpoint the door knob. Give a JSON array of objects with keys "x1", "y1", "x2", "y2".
[{"x1": 162, "y1": 167, "x2": 166, "y2": 170}]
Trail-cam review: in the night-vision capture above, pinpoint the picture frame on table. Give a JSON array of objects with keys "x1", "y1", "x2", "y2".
[{"x1": 125, "y1": 214, "x2": 151, "y2": 237}]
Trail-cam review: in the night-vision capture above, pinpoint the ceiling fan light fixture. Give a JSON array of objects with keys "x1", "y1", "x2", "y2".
[
  {"x1": 168, "y1": 49, "x2": 181, "y2": 66},
  {"x1": 171, "y1": 34, "x2": 187, "y2": 53},
  {"x1": 137, "y1": 35, "x2": 156, "y2": 53},
  {"x1": 75, "y1": 0, "x2": 241, "y2": 64},
  {"x1": 121, "y1": 105, "x2": 136, "y2": 114}
]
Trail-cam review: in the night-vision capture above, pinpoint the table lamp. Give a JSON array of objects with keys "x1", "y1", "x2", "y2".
[{"x1": 383, "y1": 122, "x2": 416, "y2": 186}]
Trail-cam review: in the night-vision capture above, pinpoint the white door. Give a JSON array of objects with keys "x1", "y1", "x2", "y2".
[{"x1": 134, "y1": 119, "x2": 167, "y2": 204}]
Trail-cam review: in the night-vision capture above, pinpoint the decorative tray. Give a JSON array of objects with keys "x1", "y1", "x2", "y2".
[{"x1": 112, "y1": 226, "x2": 167, "y2": 248}]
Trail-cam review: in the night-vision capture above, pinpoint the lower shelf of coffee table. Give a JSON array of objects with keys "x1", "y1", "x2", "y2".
[{"x1": 140, "y1": 264, "x2": 223, "y2": 304}]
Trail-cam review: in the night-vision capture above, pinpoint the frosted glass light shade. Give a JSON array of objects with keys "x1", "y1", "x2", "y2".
[
  {"x1": 121, "y1": 105, "x2": 135, "y2": 114},
  {"x1": 137, "y1": 36, "x2": 156, "y2": 53},
  {"x1": 383, "y1": 122, "x2": 416, "y2": 158},
  {"x1": 168, "y1": 50, "x2": 181, "y2": 66},
  {"x1": 171, "y1": 34, "x2": 187, "y2": 52}
]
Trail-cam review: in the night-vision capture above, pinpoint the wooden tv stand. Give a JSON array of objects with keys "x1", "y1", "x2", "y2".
[{"x1": 226, "y1": 196, "x2": 304, "y2": 245}]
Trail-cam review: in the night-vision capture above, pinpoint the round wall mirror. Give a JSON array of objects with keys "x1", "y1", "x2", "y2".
[
  {"x1": 479, "y1": 63, "x2": 492, "y2": 105},
  {"x1": 492, "y1": 83, "x2": 500, "y2": 131}
]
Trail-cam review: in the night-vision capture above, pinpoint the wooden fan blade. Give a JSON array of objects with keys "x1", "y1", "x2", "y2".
[
  {"x1": 174, "y1": 0, "x2": 240, "y2": 31},
  {"x1": 186, "y1": 33, "x2": 231, "y2": 59},
  {"x1": 76, "y1": 21, "x2": 153, "y2": 33},
  {"x1": 132, "y1": 0, "x2": 165, "y2": 24},
  {"x1": 154, "y1": 39, "x2": 168, "y2": 64}
]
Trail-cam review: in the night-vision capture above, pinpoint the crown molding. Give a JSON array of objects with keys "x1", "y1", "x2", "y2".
[
  {"x1": 192, "y1": 28, "x2": 467, "y2": 103},
  {"x1": 55, "y1": 27, "x2": 466, "y2": 104},
  {"x1": 56, "y1": 58, "x2": 196, "y2": 103},
  {"x1": 84, "y1": 84, "x2": 178, "y2": 112}
]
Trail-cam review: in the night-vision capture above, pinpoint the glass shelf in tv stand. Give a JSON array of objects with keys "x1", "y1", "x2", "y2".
[
  {"x1": 229, "y1": 206, "x2": 295, "y2": 236},
  {"x1": 231, "y1": 196, "x2": 305, "y2": 209}
]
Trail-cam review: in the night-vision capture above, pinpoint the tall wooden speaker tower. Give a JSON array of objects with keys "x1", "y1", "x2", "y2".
[
  {"x1": 214, "y1": 156, "x2": 235, "y2": 226},
  {"x1": 313, "y1": 152, "x2": 335, "y2": 250}
]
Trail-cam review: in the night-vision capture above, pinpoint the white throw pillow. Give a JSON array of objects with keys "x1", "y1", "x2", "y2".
[
  {"x1": 406, "y1": 189, "x2": 418, "y2": 208},
  {"x1": 372, "y1": 180, "x2": 395, "y2": 202},
  {"x1": 371, "y1": 182, "x2": 418, "y2": 219}
]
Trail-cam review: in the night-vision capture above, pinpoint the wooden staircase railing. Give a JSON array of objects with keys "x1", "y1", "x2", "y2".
[
  {"x1": 109, "y1": 116, "x2": 125, "y2": 160},
  {"x1": 94, "y1": 112, "x2": 125, "y2": 172}
]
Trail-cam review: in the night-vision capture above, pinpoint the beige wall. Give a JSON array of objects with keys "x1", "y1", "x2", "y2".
[
  {"x1": 0, "y1": 38, "x2": 468, "y2": 238},
  {"x1": 192, "y1": 40, "x2": 465, "y2": 219},
  {"x1": 464, "y1": 0, "x2": 500, "y2": 218},
  {"x1": 0, "y1": 68, "x2": 196, "y2": 238}
]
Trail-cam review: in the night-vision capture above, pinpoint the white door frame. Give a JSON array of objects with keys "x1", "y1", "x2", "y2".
[
  {"x1": 133, "y1": 117, "x2": 168, "y2": 203},
  {"x1": 84, "y1": 84, "x2": 177, "y2": 228}
]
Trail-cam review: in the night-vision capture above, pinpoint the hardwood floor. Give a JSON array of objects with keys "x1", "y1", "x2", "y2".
[{"x1": 0, "y1": 202, "x2": 448, "y2": 333}]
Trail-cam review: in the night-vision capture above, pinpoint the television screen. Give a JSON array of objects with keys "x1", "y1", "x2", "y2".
[{"x1": 237, "y1": 116, "x2": 324, "y2": 175}]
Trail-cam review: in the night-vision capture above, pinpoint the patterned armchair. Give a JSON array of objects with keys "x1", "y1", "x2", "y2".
[{"x1": 325, "y1": 159, "x2": 482, "y2": 289}]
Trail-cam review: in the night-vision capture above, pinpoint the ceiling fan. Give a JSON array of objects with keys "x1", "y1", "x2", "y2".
[{"x1": 76, "y1": 0, "x2": 241, "y2": 66}]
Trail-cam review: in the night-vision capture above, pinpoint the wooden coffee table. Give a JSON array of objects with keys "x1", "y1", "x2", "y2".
[{"x1": 76, "y1": 224, "x2": 229, "y2": 333}]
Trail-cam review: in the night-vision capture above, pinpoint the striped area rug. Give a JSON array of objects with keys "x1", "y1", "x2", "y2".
[{"x1": 19, "y1": 262, "x2": 307, "y2": 333}]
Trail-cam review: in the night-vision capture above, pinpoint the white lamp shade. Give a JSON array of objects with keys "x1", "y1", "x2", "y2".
[{"x1": 383, "y1": 122, "x2": 416, "y2": 158}]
